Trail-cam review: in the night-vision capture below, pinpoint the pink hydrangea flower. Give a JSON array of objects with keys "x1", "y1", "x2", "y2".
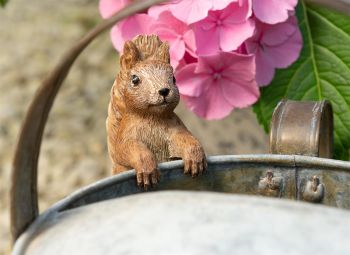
[
  {"x1": 252, "y1": 0, "x2": 298, "y2": 24},
  {"x1": 168, "y1": 0, "x2": 234, "y2": 24},
  {"x1": 245, "y1": 17, "x2": 302, "y2": 86},
  {"x1": 150, "y1": 11, "x2": 196, "y2": 68},
  {"x1": 148, "y1": 0, "x2": 180, "y2": 18},
  {"x1": 110, "y1": 11, "x2": 195, "y2": 69},
  {"x1": 99, "y1": 0, "x2": 130, "y2": 19},
  {"x1": 99, "y1": 0, "x2": 302, "y2": 119},
  {"x1": 176, "y1": 51, "x2": 259, "y2": 119},
  {"x1": 110, "y1": 14, "x2": 154, "y2": 52},
  {"x1": 211, "y1": 0, "x2": 237, "y2": 11},
  {"x1": 193, "y1": 0, "x2": 255, "y2": 55}
]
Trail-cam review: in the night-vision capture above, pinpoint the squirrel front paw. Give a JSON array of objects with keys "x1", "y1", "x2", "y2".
[
  {"x1": 135, "y1": 153, "x2": 160, "y2": 190},
  {"x1": 183, "y1": 144, "x2": 207, "y2": 177}
]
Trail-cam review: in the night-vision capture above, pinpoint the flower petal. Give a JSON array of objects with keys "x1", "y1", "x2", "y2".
[
  {"x1": 264, "y1": 27, "x2": 302, "y2": 68},
  {"x1": 195, "y1": 54, "x2": 221, "y2": 74},
  {"x1": 156, "y1": 11, "x2": 188, "y2": 35},
  {"x1": 222, "y1": 0, "x2": 252, "y2": 23},
  {"x1": 262, "y1": 18, "x2": 297, "y2": 46},
  {"x1": 253, "y1": 0, "x2": 297, "y2": 24},
  {"x1": 254, "y1": 50, "x2": 276, "y2": 86},
  {"x1": 99, "y1": 0, "x2": 130, "y2": 19},
  {"x1": 221, "y1": 76, "x2": 259, "y2": 108},
  {"x1": 220, "y1": 19, "x2": 255, "y2": 51},
  {"x1": 211, "y1": 0, "x2": 237, "y2": 11},
  {"x1": 183, "y1": 30, "x2": 197, "y2": 57},
  {"x1": 220, "y1": 53, "x2": 259, "y2": 107},
  {"x1": 176, "y1": 64, "x2": 211, "y2": 97},
  {"x1": 110, "y1": 14, "x2": 155, "y2": 52},
  {"x1": 193, "y1": 24, "x2": 220, "y2": 55},
  {"x1": 182, "y1": 84, "x2": 234, "y2": 120},
  {"x1": 149, "y1": 11, "x2": 195, "y2": 68},
  {"x1": 169, "y1": 38, "x2": 186, "y2": 63},
  {"x1": 148, "y1": 3, "x2": 171, "y2": 18},
  {"x1": 170, "y1": 0, "x2": 213, "y2": 24},
  {"x1": 110, "y1": 23, "x2": 125, "y2": 52}
]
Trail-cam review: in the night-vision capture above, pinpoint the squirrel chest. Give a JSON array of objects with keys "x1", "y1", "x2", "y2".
[{"x1": 120, "y1": 116, "x2": 171, "y2": 162}]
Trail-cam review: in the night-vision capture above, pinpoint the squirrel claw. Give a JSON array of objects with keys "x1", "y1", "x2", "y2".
[
  {"x1": 184, "y1": 157, "x2": 206, "y2": 178},
  {"x1": 136, "y1": 169, "x2": 160, "y2": 191}
]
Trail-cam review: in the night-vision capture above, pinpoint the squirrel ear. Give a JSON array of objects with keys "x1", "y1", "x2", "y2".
[
  {"x1": 120, "y1": 41, "x2": 139, "y2": 70},
  {"x1": 152, "y1": 42, "x2": 170, "y2": 64}
]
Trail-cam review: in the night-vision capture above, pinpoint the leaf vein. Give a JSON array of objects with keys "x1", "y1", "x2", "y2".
[
  {"x1": 303, "y1": 1, "x2": 322, "y2": 99},
  {"x1": 307, "y1": 6, "x2": 350, "y2": 40},
  {"x1": 314, "y1": 44, "x2": 350, "y2": 74}
]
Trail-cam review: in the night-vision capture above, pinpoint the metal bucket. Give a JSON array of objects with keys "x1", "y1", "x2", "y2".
[
  {"x1": 12, "y1": 95, "x2": 350, "y2": 254},
  {"x1": 12, "y1": 154, "x2": 350, "y2": 254},
  {"x1": 9, "y1": 1, "x2": 350, "y2": 253}
]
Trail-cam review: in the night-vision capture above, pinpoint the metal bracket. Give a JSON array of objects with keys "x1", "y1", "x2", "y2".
[
  {"x1": 258, "y1": 170, "x2": 284, "y2": 198},
  {"x1": 302, "y1": 176, "x2": 325, "y2": 203}
]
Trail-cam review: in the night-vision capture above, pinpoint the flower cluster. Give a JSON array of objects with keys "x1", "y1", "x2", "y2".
[{"x1": 99, "y1": 0, "x2": 302, "y2": 119}]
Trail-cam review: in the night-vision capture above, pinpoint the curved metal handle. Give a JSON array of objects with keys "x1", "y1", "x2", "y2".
[
  {"x1": 270, "y1": 99, "x2": 333, "y2": 158},
  {"x1": 10, "y1": 0, "x2": 167, "y2": 244}
]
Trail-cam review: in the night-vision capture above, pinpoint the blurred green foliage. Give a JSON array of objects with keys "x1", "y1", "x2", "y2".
[{"x1": 0, "y1": 0, "x2": 8, "y2": 7}]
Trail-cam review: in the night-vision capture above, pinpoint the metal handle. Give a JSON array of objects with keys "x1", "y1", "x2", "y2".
[
  {"x1": 270, "y1": 99, "x2": 333, "y2": 158},
  {"x1": 10, "y1": 0, "x2": 167, "y2": 244}
]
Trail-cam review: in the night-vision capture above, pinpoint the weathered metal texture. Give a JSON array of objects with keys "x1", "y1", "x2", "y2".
[
  {"x1": 28, "y1": 155, "x2": 349, "y2": 211},
  {"x1": 13, "y1": 192, "x2": 350, "y2": 255},
  {"x1": 12, "y1": 154, "x2": 350, "y2": 254},
  {"x1": 270, "y1": 99, "x2": 333, "y2": 158}
]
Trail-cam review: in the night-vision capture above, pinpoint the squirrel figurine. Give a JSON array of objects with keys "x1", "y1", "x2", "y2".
[{"x1": 106, "y1": 35, "x2": 207, "y2": 189}]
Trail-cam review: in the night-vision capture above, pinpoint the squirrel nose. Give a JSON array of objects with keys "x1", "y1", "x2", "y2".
[{"x1": 158, "y1": 88, "x2": 170, "y2": 97}]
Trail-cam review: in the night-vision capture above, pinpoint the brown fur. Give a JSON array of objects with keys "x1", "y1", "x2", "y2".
[{"x1": 106, "y1": 35, "x2": 206, "y2": 188}]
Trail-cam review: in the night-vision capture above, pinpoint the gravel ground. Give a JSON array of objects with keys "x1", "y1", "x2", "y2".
[{"x1": 0, "y1": 1, "x2": 267, "y2": 253}]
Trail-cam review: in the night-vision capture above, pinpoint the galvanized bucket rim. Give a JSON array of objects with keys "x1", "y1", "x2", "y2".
[
  {"x1": 13, "y1": 153, "x2": 350, "y2": 254},
  {"x1": 46, "y1": 154, "x2": 350, "y2": 215}
]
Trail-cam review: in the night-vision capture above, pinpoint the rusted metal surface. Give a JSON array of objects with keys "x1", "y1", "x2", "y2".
[
  {"x1": 270, "y1": 99, "x2": 333, "y2": 158},
  {"x1": 13, "y1": 192, "x2": 350, "y2": 255}
]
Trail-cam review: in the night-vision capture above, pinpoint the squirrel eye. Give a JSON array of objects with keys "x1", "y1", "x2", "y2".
[
  {"x1": 131, "y1": 74, "x2": 140, "y2": 86},
  {"x1": 172, "y1": 76, "x2": 176, "y2": 84}
]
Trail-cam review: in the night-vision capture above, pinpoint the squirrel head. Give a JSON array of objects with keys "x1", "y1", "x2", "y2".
[{"x1": 113, "y1": 35, "x2": 180, "y2": 116}]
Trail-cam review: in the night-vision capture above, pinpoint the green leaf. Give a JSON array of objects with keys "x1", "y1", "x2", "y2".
[
  {"x1": 0, "y1": 0, "x2": 8, "y2": 7},
  {"x1": 253, "y1": 1, "x2": 350, "y2": 160}
]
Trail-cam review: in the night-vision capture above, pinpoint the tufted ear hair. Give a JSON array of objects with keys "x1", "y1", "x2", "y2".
[
  {"x1": 151, "y1": 42, "x2": 170, "y2": 64},
  {"x1": 120, "y1": 41, "x2": 139, "y2": 70}
]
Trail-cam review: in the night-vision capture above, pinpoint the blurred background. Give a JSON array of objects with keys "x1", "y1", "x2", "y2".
[{"x1": 0, "y1": 0, "x2": 267, "y2": 253}]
